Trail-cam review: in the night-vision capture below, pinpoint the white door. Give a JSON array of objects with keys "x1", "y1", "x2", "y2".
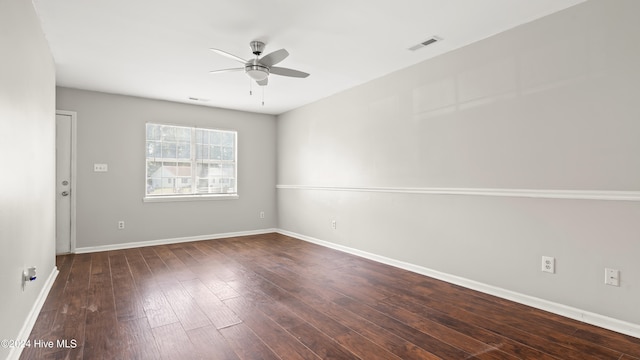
[{"x1": 56, "y1": 113, "x2": 73, "y2": 254}]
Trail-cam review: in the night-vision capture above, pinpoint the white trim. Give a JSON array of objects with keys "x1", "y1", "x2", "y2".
[
  {"x1": 276, "y1": 184, "x2": 640, "y2": 201},
  {"x1": 8, "y1": 266, "x2": 59, "y2": 360},
  {"x1": 276, "y1": 229, "x2": 640, "y2": 339},
  {"x1": 56, "y1": 110, "x2": 78, "y2": 253},
  {"x1": 143, "y1": 194, "x2": 239, "y2": 202},
  {"x1": 74, "y1": 228, "x2": 277, "y2": 254}
]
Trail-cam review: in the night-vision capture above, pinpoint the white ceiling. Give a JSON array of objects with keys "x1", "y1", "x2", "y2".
[{"x1": 33, "y1": 0, "x2": 585, "y2": 115}]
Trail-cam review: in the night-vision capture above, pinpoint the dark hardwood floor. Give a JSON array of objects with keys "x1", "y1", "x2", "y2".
[{"x1": 20, "y1": 233, "x2": 640, "y2": 359}]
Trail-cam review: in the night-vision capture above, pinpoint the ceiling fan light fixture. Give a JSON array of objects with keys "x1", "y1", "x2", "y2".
[{"x1": 246, "y1": 64, "x2": 269, "y2": 81}]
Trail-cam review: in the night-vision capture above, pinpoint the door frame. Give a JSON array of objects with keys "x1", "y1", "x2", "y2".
[{"x1": 56, "y1": 110, "x2": 77, "y2": 253}]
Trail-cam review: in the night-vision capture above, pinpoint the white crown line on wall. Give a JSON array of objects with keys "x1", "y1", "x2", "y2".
[{"x1": 276, "y1": 185, "x2": 640, "y2": 201}]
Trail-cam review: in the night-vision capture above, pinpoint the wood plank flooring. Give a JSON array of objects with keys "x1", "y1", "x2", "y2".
[{"x1": 20, "y1": 233, "x2": 640, "y2": 359}]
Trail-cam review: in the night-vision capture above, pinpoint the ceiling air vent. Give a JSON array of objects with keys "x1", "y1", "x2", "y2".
[
  {"x1": 408, "y1": 36, "x2": 442, "y2": 51},
  {"x1": 188, "y1": 97, "x2": 210, "y2": 102}
]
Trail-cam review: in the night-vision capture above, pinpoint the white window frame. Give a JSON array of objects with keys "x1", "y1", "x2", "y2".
[{"x1": 144, "y1": 122, "x2": 238, "y2": 202}]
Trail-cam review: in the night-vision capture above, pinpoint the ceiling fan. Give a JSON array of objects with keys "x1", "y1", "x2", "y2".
[{"x1": 209, "y1": 41, "x2": 310, "y2": 86}]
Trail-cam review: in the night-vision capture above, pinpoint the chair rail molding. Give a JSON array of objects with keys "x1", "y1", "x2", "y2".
[{"x1": 276, "y1": 184, "x2": 640, "y2": 201}]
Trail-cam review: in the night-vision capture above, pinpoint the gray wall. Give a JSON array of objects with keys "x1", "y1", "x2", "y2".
[
  {"x1": 56, "y1": 88, "x2": 277, "y2": 249},
  {"x1": 0, "y1": 0, "x2": 57, "y2": 358},
  {"x1": 277, "y1": 0, "x2": 640, "y2": 326}
]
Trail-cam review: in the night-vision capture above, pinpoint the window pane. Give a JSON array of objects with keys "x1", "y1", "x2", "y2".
[
  {"x1": 146, "y1": 124, "x2": 161, "y2": 140},
  {"x1": 196, "y1": 163, "x2": 224, "y2": 194},
  {"x1": 162, "y1": 162, "x2": 177, "y2": 177},
  {"x1": 197, "y1": 163, "x2": 208, "y2": 177},
  {"x1": 177, "y1": 163, "x2": 191, "y2": 176},
  {"x1": 196, "y1": 129, "x2": 209, "y2": 145},
  {"x1": 210, "y1": 131, "x2": 221, "y2": 145},
  {"x1": 222, "y1": 163, "x2": 235, "y2": 177},
  {"x1": 146, "y1": 141, "x2": 160, "y2": 158},
  {"x1": 147, "y1": 162, "x2": 161, "y2": 178},
  {"x1": 196, "y1": 144, "x2": 208, "y2": 159},
  {"x1": 177, "y1": 141, "x2": 190, "y2": 159},
  {"x1": 197, "y1": 178, "x2": 208, "y2": 191},
  {"x1": 176, "y1": 127, "x2": 191, "y2": 141},
  {"x1": 146, "y1": 161, "x2": 162, "y2": 194},
  {"x1": 222, "y1": 132, "x2": 234, "y2": 146},
  {"x1": 211, "y1": 146, "x2": 221, "y2": 160},
  {"x1": 177, "y1": 177, "x2": 191, "y2": 193},
  {"x1": 158, "y1": 176, "x2": 177, "y2": 193},
  {"x1": 161, "y1": 126, "x2": 176, "y2": 141},
  {"x1": 161, "y1": 142, "x2": 177, "y2": 158},
  {"x1": 222, "y1": 146, "x2": 234, "y2": 160},
  {"x1": 209, "y1": 163, "x2": 222, "y2": 177},
  {"x1": 225, "y1": 178, "x2": 236, "y2": 193}
]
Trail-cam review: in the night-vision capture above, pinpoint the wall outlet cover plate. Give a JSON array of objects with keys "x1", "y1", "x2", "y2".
[{"x1": 541, "y1": 256, "x2": 555, "y2": 274}]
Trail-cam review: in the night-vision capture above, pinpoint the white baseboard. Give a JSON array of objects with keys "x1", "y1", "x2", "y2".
[
  {"x1": 74, "y1": 228, "x2": 278, "y2": 254},
  {"x1": 8, "y1": 266, "x2": 59, "y2": 360},
  {"x1": 276, "y1": 229, "x2": 640, "y2": 339}
]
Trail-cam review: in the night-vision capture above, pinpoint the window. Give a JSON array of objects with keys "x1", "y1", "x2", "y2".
[{"x1": 145, "y1": 123, "x2": 237, "y2": 200}]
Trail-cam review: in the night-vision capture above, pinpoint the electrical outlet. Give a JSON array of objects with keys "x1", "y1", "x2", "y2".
[
  {"x1": 541, "y1": 256, "x2": 555, "y2": 274},
  {"x1": 118, "y1": 220, "x2": 125, "y2": 230},
  {"x1": 260, "y1": 211, "x2": 265, "y2": 219},
  {"x1": 605, "y1": 268, "x2": 620, "y2": 287},
  {"x1": 331, "y1": 220, "x2": 337, "y2": 230},
  {"x1": 22, "y1": 266, "x2": 37, "y2": 290}
]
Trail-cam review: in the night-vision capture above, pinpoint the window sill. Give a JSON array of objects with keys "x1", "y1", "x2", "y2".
[{"x1": 143, "y1": 194, "x2": 239, "y2": 203}]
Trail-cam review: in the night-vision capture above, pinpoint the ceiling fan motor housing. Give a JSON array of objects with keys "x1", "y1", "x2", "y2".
[{"x1": 250, "y1": 41, "x2": 265, "y2": 56}]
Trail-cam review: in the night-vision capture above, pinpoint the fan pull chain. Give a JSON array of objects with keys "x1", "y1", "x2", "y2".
[
  {"x1": 262, "y1": 86, "x2": 265, "y2": 106},
  {"x1": 249, "y1": 79, "x2": 253, "y2": 96}
]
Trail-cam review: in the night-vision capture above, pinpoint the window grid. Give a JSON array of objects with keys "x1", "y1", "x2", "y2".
[{"x1": 146, "y1": 123, "x2": 237, "y2": 197}]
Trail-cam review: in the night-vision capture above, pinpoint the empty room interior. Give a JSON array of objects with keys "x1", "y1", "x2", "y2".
[{"x1": 2, "y1": 0, "x2": 640, "y2": 359}]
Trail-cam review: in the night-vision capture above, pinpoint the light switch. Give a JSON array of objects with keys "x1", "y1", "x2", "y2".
[{"x1": 94, "y1": 163, "x2": 108, "y2": 172}]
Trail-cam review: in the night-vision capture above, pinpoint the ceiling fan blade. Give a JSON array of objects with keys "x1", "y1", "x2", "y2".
[
  {"x1": 209, "y1": 68, "x2": 244, "y2": 74},
  {"x1": 270, "y1": 67, "x2": 310, "y2": 78},
  {"x1": 210, "y1": 48, "x2": 248, "y2": 64},
  {"x1": 257, "y1": 78, "x2": 268, "y2": 86},
  {"x1": 259, "y1": 49, "x2": 289, "y2": 67}
]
